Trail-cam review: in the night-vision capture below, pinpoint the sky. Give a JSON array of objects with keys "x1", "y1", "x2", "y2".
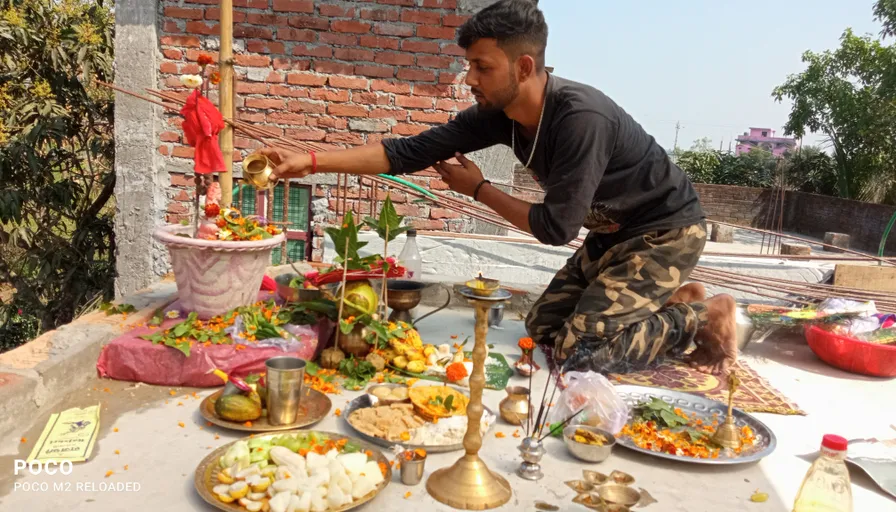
[{"x1": 539, "y1": 0, "x2": 883, "y2": 152}]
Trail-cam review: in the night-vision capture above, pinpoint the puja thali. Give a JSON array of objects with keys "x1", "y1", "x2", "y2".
[
  {"x1": 341, "y1": 387, "x2": 496, "y2": 453},
  {"x1": 613, "y1": 385, "x2": 777, "y2": 465},
  {"x1": 200, "y1": 388, "x2": 331, "y2": 432},
  {"x1": 194, "y1": 430, "x2": 391, "y2": 512}
]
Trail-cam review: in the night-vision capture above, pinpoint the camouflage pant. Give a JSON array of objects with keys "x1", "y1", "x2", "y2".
[{"x1": 525, "y1": 222, "x2": 709, "y2": 374}]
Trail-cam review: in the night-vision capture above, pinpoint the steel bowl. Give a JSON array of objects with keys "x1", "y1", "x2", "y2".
[{"x1": 564, "y1": 425, "x2": 616, "y2": 463}]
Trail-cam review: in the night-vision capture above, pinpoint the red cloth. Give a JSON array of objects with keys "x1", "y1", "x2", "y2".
[
  {"x1": 179, "y1": 89, "x2": 225, "y2": 174},
  {"x1": 261, "y1": 275, "x2": 276, "y2": 291},
  {"x1": 96, "y1": 317, "x2": 335, "y2": 387}
]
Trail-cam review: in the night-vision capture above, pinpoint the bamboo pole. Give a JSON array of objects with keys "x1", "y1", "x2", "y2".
[{"x1": 218, "y1": 0, "x2": 234, "y2": 207}]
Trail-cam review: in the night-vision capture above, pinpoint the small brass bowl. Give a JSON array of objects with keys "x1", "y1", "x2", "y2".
[
  {"x1": 608, "y1": 470, "x2": 635, "y2": 486},
  {"x1": 595, "y1": 484, "x2": 640, "y2": 507},
  {"x1": 464, "y1": 277, "x2": 500, "y2": 297},
  {"x1": 583, "y1": 470, "x2": 609, "y2": 485},
  {"x1": 242, "y1": 152, "x2": 275, "y2": 190}
]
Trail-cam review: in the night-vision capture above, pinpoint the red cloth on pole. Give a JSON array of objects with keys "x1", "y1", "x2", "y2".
[{"x1": 179, "y1": 89, "x2": 225, "y2": 174}]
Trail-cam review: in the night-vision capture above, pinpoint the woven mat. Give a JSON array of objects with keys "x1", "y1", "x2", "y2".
[{"x1": 540, "y1": 346, "x2": 805, "y2": 416}]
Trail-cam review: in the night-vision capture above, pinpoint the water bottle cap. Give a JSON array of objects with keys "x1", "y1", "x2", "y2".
[
  {"x1": 407, "y1": 229, "x2": 417, "y2": 237},
  {"x1": 822, "y1": 434, "x2": 848, "y2": 451}
]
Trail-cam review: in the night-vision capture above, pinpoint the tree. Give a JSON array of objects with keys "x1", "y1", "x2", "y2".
[
  {"x1": 0, "y1": 0, "x2": 115, "y2": 351},
  {"x1": 783, "y1": 146, "x2": 839, "y2": 196},
  {"x1": 676, "y1": 143, "x2": 719, "y2": 185},
  {"x1": 772, "y1": 1, "x2": 896, "y2": 202}
]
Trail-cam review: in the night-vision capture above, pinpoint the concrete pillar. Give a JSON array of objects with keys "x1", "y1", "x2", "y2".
[
  {"x1": 113, "y1": 0, "x2": 166, "y2": 297},
  {"x1": 823, "y1": 232, "x2": 851, "y2": 253},
  {"x1": 710, "y1": 223, "x2": 735, "y2": 243},
  {"x1": 467, "y1": 146, "x2": 516, "y2": 236},
  {"x1": 781, "y1": 243, "x2": 811, "y2": 256}
]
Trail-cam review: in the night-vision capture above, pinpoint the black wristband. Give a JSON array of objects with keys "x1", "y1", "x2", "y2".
[{"x1": 472, "y1": 179, "x2": 491, "y2": 201}]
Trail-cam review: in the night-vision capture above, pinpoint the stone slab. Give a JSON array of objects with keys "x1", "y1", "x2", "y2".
[
  {"x1": 710, "y1": 223, "x2": 735, "y2": 243},
  {"x1": 823, "y1": 232, "x2": 851, "y2": 253},
  {"x1": 833, "y1": 264, "x2": 896, "y2": 293},
  {"x1": 781, "y1": 243, "x2": 811, "y2": 255}
]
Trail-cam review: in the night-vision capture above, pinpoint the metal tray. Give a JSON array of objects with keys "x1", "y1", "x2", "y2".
[
  {"x1": 200, "y1": 388, "x2": 331, "y2": 432},
  {"x1": 613, "y1": 385, "x2": 777, "y2": 465},
  {"x1": 341, "y1": 392, "x2": 496, "y2": 453},
  {"x1": 457, "y1": 286, "x2": 512, "y2": 302},
  {"x1": 194, "y1": 430, "x2": 392, "y2": 512}
]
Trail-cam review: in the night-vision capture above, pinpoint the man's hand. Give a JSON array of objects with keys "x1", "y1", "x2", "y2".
[
  {"x1": 258, "y1": 147, "x2": 313, "y2": 182},
  {"x1": 433, "y1": 153, "x2": 486, "y2": 198}
]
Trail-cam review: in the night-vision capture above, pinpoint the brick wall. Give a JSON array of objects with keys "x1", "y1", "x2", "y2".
[
  {"x1": 692, "y1": 183, "x2": 775, "y2": 227},
  {"x1": 156, "y1": 0, "x2": 494, "y2": 261},
  {"x1": 694, "y1": 183, "x2": 896, "y2": 254}
]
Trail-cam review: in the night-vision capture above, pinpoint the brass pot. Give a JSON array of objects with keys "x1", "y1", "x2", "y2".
[
  {"x1": 337, "y1": 323, "x2": 372, "y2": 358},
  {"x1": 242, "y1": 152, "x2": 275, "y2": 190},
  {"x1": 498, "y1": 386, "x2": 530, "y2": 426}
]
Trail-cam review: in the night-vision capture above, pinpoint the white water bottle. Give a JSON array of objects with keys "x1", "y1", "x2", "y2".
[{"x1": 397, "y1": 229, "x2": 422, "y2": 280}]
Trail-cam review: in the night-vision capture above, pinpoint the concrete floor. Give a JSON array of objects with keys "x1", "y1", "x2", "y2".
[{"x1": 1, "y1": 308, "x2": 894, "y2": 512}]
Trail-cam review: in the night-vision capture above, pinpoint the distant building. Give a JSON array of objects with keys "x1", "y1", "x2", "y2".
[{"x1": 735, "y1": 128, "x2": 796, "y2": 157}]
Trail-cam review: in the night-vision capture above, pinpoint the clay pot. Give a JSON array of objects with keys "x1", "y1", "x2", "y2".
[{"x1": 337, "y1": 324, "x2": 372, "y2": 358}]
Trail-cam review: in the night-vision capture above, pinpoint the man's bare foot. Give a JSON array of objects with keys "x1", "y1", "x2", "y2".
[
  {"x1": 666, "y1": 282, "x2": 707, "y2": 306},
  {"x1": 686, "y1": 294, "x2": 738, "y2": 375}
]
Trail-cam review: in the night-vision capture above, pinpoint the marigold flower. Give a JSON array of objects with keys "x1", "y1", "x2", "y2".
[
  {"x1": 209, "y1": 71, "x2": 221, "y2": 84},
  {"x1": 197, "y1": 54, "x2": 213, "y2": 66}
]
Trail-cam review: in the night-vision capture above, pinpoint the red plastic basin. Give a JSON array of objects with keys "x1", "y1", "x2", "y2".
[{"x1": 804, "y1": 325, "x2": 896, "y2": 378}]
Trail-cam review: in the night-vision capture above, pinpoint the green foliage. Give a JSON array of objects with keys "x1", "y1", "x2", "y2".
[
  {"x1": 0, "y1": 0, "x2": 115, "y2": 351},
  {"x1": 676, "y1": 144, "x2": 779, "y2": 189},
  {"x1": 772, "y1": 2, "x2": 896, "y2": 203},
  {"x1": 324, "y1": 211, "x2": 377, "y2": 271},
  {"x1": 363, "y1": 195, "x2": 409, "y2": 243}
]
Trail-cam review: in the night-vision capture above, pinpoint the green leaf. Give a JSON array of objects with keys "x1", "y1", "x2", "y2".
[
  {"x1": 305, "y1": 361, "x2": 320, "y2": 376},
  {"x1": 342, "y1": 441, "x2": 362, "y2": 453},
  {"x1": 443, "y1": 394, "x2": 455, "y2": 412},
  {"x1": 172, "y1": 322, "x2": 190, "y2": 337},
  {"x1": 659, "y1": 409, "x2": 687, "y2": 428}
]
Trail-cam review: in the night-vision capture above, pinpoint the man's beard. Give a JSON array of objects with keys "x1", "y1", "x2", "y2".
[{"x1": 472, "y1": 73, "x2": 519, "y2": 112}]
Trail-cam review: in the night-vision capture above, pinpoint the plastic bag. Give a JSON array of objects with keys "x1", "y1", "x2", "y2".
[{"x1": 546, "y1": 371, "x2": 630, "y2": 435}]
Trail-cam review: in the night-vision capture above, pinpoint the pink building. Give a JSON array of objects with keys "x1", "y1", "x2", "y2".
[{"x1": 735, "y1": 128, "x2": 796, "y2": 157}]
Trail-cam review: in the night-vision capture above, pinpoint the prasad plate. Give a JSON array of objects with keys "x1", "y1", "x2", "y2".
[
  {"x1": 341, "y1": 392, "x2": 496, "y2": 453},
  {"x1": 201, "y1": 388, "x2": 331, "y2": 432},
  {"x1": 613, "y1": 385, "x2": 776, "y2": 465},
  {"x1": 194, "y1": 430, "x2": 391, "y2": 512}
]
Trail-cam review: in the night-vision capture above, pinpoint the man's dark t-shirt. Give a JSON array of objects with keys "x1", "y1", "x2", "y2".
[{"x1": 381, "y1": 74, "x2": 705, "y2": 246}]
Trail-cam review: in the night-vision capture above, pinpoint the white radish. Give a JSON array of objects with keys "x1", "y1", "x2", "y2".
[
  {"x1": 294, "y1": 492, "x2": 311, "y2": 512},
  {"x1": 325, "y1": 449, "x2": 339, "y2": 460},
  {"x1": 327, "y1": 484, "x2": 345, "y2": 509},
  {"x1": 351, "y1": 474, "x2": 376, "y2": 499},
  {"x1": 272, "y1": 477, "x2": 301, "y2": 494},
  {"x1": 362, "y1": 461, "x2": 385, "y2": 485},
  {"x1": 245, "y1": 501, "x2": 263, "y2": 512},
  {"x1": 248, "y1": 492, "x2": 266, "y2": 501},
  {"x1": 269, "y1": 491, "x2": 292, "y2": 512},
  {"x1": 270, "y1": 446, "x2": 306, "y2": 474},
  {"x1": 337, "y1": 453, "x2": 367, "y2": 474},
  {"x1": 237, "y1": 465, "x2": 262, "y2": 480},
  {"x1": 305, "y1": 451, "x2": 327, "y2": 470},
  {"x1": 213, "y1": 484, "x2": 231, "y2": 496},
  {"x1": 288, "y1": 494, "x2": 302, "y2": 512},
  {"x1": 310, "y1": 491, "x2": 326, "y2": 512}
]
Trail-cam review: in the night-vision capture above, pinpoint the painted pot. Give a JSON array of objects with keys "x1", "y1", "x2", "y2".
[{"x1": 154, "y1": 224, "x2": 285, "y2": 319}]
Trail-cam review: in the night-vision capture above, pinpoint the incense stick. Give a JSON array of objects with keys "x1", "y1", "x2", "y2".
[
  {"x1": 537, "y1": 407, "x2": 584, "y2": 443},
  {"x1": 526, "y1": 357, "x2": 534, "y2": 437},
  {"x1": 538, "y1": 372, "x2": 562, "y2": 438}
]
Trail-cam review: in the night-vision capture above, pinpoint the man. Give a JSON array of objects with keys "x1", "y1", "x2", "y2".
[{"x1": 262, "y1": 0, "x2": 737, "y2": 375}]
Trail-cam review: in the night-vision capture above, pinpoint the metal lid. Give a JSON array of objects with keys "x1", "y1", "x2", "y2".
[{"x1": 407, "y1": 229, "x2": 417, "y2": 237}]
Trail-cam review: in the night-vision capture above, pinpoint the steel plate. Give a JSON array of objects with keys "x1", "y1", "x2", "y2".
[
  {"x1": 201, "y1": 388, "x2": 331, "y2": 432},
  {"x1": 194, "y1": 430, "x2": 391, "y2": 512},
  {"x1": 341, "y1": 392, "x2": 496, "y2": 453},
  {"x1": 613, "y1": 385, "x2": 777, "y2": 465},
  {"x1": 457, "y1": 286, "x2": 512, "y2": 302}
]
